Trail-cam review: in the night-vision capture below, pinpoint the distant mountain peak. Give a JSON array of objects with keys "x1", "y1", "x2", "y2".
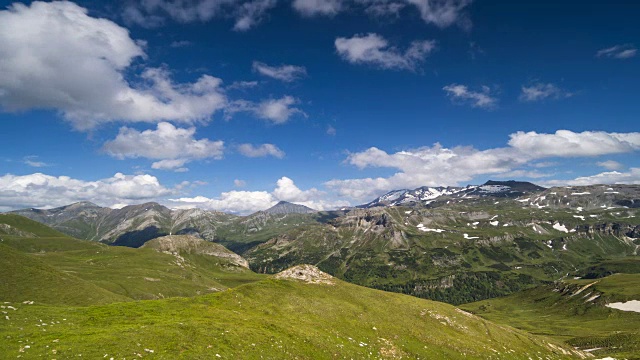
[
  {"x1": 264, "y1": 201, "x2": 316, "y2": 214},
  {"x1": 359, "y1": 180, "x2": 547, "y2": 208}
]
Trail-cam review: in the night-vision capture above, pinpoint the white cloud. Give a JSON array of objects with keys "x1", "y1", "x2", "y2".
[
  {"x1": 508, "y1": 130, "x2": 640, "y2": 158},
  {"x1": 0, "y1": 2, "x2": 227, "y2": 130},
  {"x1": 327, "y1": 130, "x2": 640, "y2": 201},
  {"x1": 151, "y1": 159, "x2": 189, "y2": 172},
  {"x1": 234, "y1": 179, "x2": 247, "y2": 187},
  {"x1": 23, "y1": 156, "x2": 50, "y2": 168},
  {"x1": 405, "y1": 0, "x2": 472, "y2": 28},
  {"x1": 519, "y1": 82, "x2": 572, "y2": 102},
  {"x1": 256, "y1": 96, "x2": 307, "y2": 123},
  {"x1": 0, "y1": 172, "x2": 174, "y2": 210},
  {"x1": 102, "y1": 122, "x2": 224, "y2": 171},
  {"x1": 233, "y1": 0, "x2": 277, "y2": 31},
  {"x1": 170, "y1": 176, "x2": 349, "y2": 214},
  {"x1": 596, "y1": 44, "x2": 637, "y2": 59},
  {"x1": 226, "y1": 96, "x2": 306, "y2": 124},
  {"x1": 542, "y1": 168, "x2": 640, "y2": 187},
  {"x1": 273, "y1": 176, "x2": 319, "y2": 202},
  {"x1": 327, "y1": 125, "x2": 337, "y2": 136},
  {"x1": 335, "y1": 33, "x2": 436, "y2": 70},
  {"x1": 443, "y1": 84, "x2": 497, "y2": 109},
  {"x1": 597, "y1": 160, "x2": 624, "y2": 171},
  {"x1": 237, "y1": 143, "x2": 285, "y2": 158},
  {"x1": 292, "y1": 0, "x2": 344, "y2": 16},
  {"x1": 170, "y1": 191, "x2": 277, "y2": 214},
  {"x1": 252, "y1": 61, "x2": 307, "y2": 82}
]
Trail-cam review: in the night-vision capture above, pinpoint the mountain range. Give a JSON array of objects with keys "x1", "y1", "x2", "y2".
[
  {"x1": 6, "y1": 181, "x2": 639, "y2": 304},
  {"x1": 2, "y1": 181, "x2": 640, "y2": 358}
]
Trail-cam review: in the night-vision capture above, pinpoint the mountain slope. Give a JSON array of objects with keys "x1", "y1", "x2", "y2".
[
  {"x1": 359, "y1": 180, "x2": 546, "y2": 208},
  {"x1": 0, "y1": 215, "x2": 265, "y2": 303},
  {"x1": 246, "y1": 195, "x2": 639, "y2": 304},
  {"x1": 264, "y1": 200, "x2": 317, "y2": 214},
  {"x1": 11, "y1": 201, "x2": 240, "y2": 247},
  {"x1": 0, "y1": 243, "x2": 130, "y2": 306},
  {"x1": 461, "y1": 265, "x2": 640, "y2": 359},
  {"x1": 0, "y1": 265, "x2": 587, "y2": 359}
]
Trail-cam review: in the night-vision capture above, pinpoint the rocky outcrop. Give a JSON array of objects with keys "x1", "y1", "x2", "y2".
[
  {"x1": 142, "y1": 235, "x2": 249, "y2": 268},
  {"x1": 576, "y1": 223, "x2": 640, "y2": 238},
  {"x1": 274, "y1": 264, "x2": 335, "y2": 285}
]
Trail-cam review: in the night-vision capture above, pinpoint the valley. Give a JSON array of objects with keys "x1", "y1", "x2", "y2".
[{"x1": 2, "y1": 181, "x2": 639, "y2": 359}]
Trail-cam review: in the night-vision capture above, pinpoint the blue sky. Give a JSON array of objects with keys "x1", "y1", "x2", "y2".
[{"x1": 0, "y1": 0, "x2": 638, "y2": 213}]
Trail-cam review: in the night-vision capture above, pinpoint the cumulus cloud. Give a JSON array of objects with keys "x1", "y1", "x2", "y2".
[
  {"x1": 596, "y1": 44, "x2": 637, "y2": 59},
  {"x1": 252, "y1": 61, "x2": 307, "y2": 82},
  {"x1": 0, "y1": 2, "x2": 226, "y2": 130},
  {"x1": 519, "y1": 82, "x2": 572, "y2": 102},
  {"x1": 170, "y1": 176, "x2": 349, "y2": 214},
  {"x1": 237, "y1": 143, "x2": 285, "y2": 158},
  {"x1": 256, "y1": 96, "x2": 306, "y2": 123},
  {"x1": 542, "y1": 168, "x2": 640, "y2": 187},
  {"x1": 227, "y1": 96, "x2": 306, "y2": 124},
  {"x1": 327, "y1": 125, "x2": 337, "y2": 136},
  {"x1": 102, "y1": 122, "x2": 224, "y2": 171},
  {"x1": 234, "y1": 179, "x2": 247, "y2": 187},
  {"x1": 327, "y1": 130, "x2": 640, "y2": 201},
  {"x1": 596, "y1": 160, "x2": 624, "y2": 171},
  {"x1": 293, "y1": 0, "x2": 344, "y2": 16},
  {"x1": 335, "y1": 33, "x2": 436, "y2": 70},
  {"x1": 508, "y1": 130, "x2": 640, "y2": 158},
  {"x1": 443, "y1": 84, "x2": 497, "y2": 109},
  {"x1": 0, "y1": 172, "x2": 174, "y2": 210},
  {"x1": 170, "y1": 190, "x2": 276, "y2": 214}
]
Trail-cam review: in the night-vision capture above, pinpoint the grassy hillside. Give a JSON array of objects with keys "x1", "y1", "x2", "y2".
[
  {"x1": 0, "y1": 215, "x2": 265, "y2": 305},
  {"x1": 0, "y1": 243, "x2": 130, "y2": 306},
  {"x1": 0, "y1": 269, "x2": 586, "y2": 359},
  {"x1": 461, "y1": 268, "x2": 640, "y2": 359},
  {"x1": 0, "y1": 213, "x2": 68, "y2": 237}
]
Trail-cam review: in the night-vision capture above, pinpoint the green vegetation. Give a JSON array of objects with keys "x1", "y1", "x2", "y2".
[
  {"x1": 246, "y1": 202, "x2": 639, "y2": 304},
  {"x1": 461, "y1": 270, "x2": 640, "y2": 359},
  {"x1": 0, "y1": 215, "x2": 265, "y2": 305},
  {"x1": 0, "y1": 274, "x2": 585, "y2": 359}
]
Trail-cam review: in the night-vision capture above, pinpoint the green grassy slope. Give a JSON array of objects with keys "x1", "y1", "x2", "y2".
[
  {"x1": 0, "y1": 243, "x2": 130, "y2": 306},
  {"x1": 0, "y1": 215, "x2": 265, "y2": 304},
  {"x1": 461, "y1": 269, "x2": 640, "y2": 359},
  {"x1": 0, "y1": 274, "x2": 586, "y2": 359},
  {"x1": 0, "y1": 214, "x2": 68, "y2": 237}
]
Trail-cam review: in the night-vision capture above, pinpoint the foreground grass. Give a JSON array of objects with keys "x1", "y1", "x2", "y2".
[{"x1": 0, "y1": 277, "x2": 586, "y2": 359}]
